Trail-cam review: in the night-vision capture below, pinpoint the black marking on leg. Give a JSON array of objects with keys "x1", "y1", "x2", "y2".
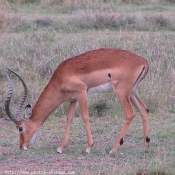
[
  {"x1": 146, "y1": 108, "x2": 149, "y2": 113},
  {"x1": 108, "y1": 73, "x2": 111, "y2": 78},
  {"x1": 120, "y1": 138, "x2": 124, "y2": 145},
  {"x1": 146, "y1": 137, "x2": 150, "y2": 143}
]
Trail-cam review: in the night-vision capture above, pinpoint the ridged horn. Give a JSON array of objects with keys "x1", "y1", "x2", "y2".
[
  {"x1": 4, "y1": 69, "x2": 28, "y2": 124},
  {"x1": 4, "y1": 70, "x2": 20, "y2": 124}
]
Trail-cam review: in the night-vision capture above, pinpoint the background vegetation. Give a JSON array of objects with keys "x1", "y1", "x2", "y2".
[{"x1": 0, "y1": 0, "x2": 175, "y2": 174}]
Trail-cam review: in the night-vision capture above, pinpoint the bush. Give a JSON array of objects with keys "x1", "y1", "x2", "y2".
[
  {"x1": 20, "y1": 0, "x2": 39, "y2": 3},
  {"x1": 92, "y1": 101, "x2": 109, "y2": 117},
  {"x1": 40, "y1": 0, "x2": 64, "y2": 7},
  {"x1": 144, "y1": 15, "x2": 174, "y2": 31},
  {"x1": 165, "y1": 0, "x2": 175, "y2": 3},
  {"x1": 95, "y1": 13, "x2": 117, "y2": 28},
  {"x1": 152, "y1": 15, "x2": 172, "y2": 28},
  {"x1": 120, "y1": 0, "x2": 148, "y2": 4}
]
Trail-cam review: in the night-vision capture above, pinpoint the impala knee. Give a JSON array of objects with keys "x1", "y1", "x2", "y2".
[
  {"x1": 83, "y1": 117, "x2": 90, "y2": 124},
  {"x1": 125, "y1": 113, "x2": 135, "y2": 124}
]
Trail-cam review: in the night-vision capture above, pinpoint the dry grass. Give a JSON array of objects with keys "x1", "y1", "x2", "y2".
[
  {"x1": 6, "y1": 3, "x2": 175, "y2": 32},
  {"x1": 0, "y1": 0, "x2": 23, "y2": 32},
  {"x1": 0, "y1": 0, "x2": 10, "y2": 29},
  {"x1": 0, "y1": 1, "x2": 175, "y2": 174}
]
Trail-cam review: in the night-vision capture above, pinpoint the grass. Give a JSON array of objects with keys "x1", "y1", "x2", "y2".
[
  {"x1": 0, "y1": 0, "x2": 175, "y2": 174},
  {"x1": 0, "y1": 113, "x2": 175, "y2": 174}
]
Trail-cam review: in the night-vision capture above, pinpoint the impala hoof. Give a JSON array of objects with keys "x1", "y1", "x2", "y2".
[
  {"x1": 85, "y1": 148, "x2": 91, "y2": 154},
  {"x1": 22, "y1": 146, "x2": 28, "y2": 151},
  {"x1": 57, "y1": 148, "x2": 62, "y2": 154},
  {"x1": 109, "y1": 145, "x2": 120, "y2": 154},
  {"x1": 109, "y1": 149, "x2": 114, "y2": 155}
]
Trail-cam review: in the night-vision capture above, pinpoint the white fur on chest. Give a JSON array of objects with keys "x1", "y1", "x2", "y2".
[{"x1": 87, "y1": 82, "x2": 113, "y2": 95}]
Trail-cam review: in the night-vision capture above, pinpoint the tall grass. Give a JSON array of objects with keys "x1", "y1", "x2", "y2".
[
  {"x1": 0, "y1": 0, "x2": 23, "y2": 32},
  {"x1": 1, "y1": 30, "x2": 175, "y2": 116}
]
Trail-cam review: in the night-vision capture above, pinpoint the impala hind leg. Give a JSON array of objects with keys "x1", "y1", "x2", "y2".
[
  {"x1": 57, "y1": 100, "x2": 79, "y2": 153},
  {"x1": 130, "y1": 86, "x2": 150, "y2": 147},
  {"x1": 110, "y1": 88, "x2": 135, "y2": 154}
]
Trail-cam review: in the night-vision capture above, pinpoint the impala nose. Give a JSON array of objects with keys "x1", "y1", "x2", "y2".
[{"x1": 22, "y1": 146, "x2": 28, "y2": 151}]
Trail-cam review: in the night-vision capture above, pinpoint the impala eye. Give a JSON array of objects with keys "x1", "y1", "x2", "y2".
[{"x1": 19, "y1": 127, "x2": 23, "y2": 132}]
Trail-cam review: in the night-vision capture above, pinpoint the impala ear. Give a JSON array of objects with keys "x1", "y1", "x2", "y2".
[{"x1": 24, "y1": 104, "x2": 32, "y2": 120}]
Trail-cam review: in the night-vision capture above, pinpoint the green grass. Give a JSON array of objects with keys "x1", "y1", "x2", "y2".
[{"x1": 0, "y1": 0, "x2": 175, "y2": 174}]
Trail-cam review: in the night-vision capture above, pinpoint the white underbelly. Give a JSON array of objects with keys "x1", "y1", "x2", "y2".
[{"x1": 87, "y1": 82, "x2": 113, "y2": 95}]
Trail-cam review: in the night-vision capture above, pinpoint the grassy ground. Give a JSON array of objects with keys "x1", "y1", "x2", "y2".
[{"x1": 0, "y1": 0, "x2": 175, "y2": 174}]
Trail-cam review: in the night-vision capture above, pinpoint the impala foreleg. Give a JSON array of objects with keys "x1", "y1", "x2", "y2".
[
  {"x1": 77, "y1": 91, "x2": 93, "y2": 154},
  {"x1": 110, "y1": 89, "x2": 135, "y2": 154},
  {"x1": 130, "y1": 87, "x2": 150, "y2": 147},
  {"x1": 57, "y1": 100, "x2": 78, "y2": 153}
]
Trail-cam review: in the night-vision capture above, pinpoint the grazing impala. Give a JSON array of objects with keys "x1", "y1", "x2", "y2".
[{"x1": 4, "y1": 48, "x2": 150, "y2": 154}]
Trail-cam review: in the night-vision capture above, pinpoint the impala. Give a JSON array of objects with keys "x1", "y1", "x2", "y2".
[{"x1": 4, "y1": 48, "x2": 150, "y2": 154}]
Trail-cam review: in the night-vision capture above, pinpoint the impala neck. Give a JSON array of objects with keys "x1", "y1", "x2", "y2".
[{"x1": 29, "y1": 83, "x2": 63, "y2": 127}]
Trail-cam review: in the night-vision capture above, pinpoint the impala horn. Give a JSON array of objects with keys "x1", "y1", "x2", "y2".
[{"x1": 4, "y1": 69, "x2": 28, "y2": 124}]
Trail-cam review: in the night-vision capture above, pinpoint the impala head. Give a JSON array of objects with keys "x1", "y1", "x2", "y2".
[{"x1": 4, "y1": 69, "x2": 36, "y2": 150}]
